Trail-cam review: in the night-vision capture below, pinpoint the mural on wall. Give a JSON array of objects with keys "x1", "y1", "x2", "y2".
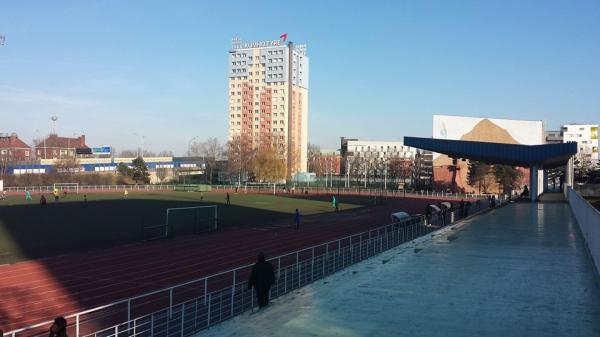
[{"x1": 432, "y1": 115, "x2": 544, "y2": 193}]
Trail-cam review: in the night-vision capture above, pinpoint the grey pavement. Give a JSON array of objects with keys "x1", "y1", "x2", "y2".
[{"x1": 201, "y1": 202, "x2": 600, "y2": 337}]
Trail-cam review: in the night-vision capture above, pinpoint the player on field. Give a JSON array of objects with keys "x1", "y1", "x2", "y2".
[
  {"x1": 53, "y1": 188, "x2": 59, "y2": 202},
  {"x1": 25, "y1": 190, "x2": 32, "y2": 201},
  {"x1": 123, "y1": 189, "x2": 129, "y2": 199}
]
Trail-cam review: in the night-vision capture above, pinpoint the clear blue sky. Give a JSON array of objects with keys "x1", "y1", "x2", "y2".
[{"x1": 1, "y1": 1, "x2": 599, "y2": 154}]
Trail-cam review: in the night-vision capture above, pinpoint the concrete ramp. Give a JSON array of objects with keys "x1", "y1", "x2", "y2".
[{"x1": 201, "y1": 203, "x2": 600, "y2": 337}]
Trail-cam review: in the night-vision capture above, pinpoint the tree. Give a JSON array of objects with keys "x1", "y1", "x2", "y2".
[
  {"x1": 53, "y1": 158, "x2": 81, "y2": 182},
  {"x1": 307, "y1": 143, "x2": 321, "y2": 173},
  {"x1": 494, "y1": 165, "x2": 522, "y2": 195},
  {"x1": 251, "y1": 146, "x2": 287, "y2": 183},
  {"x1": 156, "y1": 168, "x2": 169, "y2": 182},
  {"x1": 117, "y1": 162, "x2": 131, "y2": 177},
  {"x1": 388, "y1": 157, "x2": 413, "y2": 188},
  {"x1": 131, "y1": 157, "x2": 150, "y2": 183},
  {"x1": 189, "y1": 138, "x2": 223, "y2": 184},
  {"x1": 119, "y1": 149, "x2": 137, "y2": 157},
  {"x1": 467, "y1": 161, "x2": 494, "y2": 193},
  {"x1": 227, "y1": 136, "x2": 254, "y2": 185},
  {"x1": 574, "y1": 148, "x2": 593, "y2": 183},
  {"x1": 158, "y1": 150, "x2": 174, "y2": 157}
]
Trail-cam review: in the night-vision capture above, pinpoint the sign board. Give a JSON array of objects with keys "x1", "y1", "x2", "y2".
[
  {"x1": 231, "y1": 34, "x2": 288, "y2": 50},
  {"x1": 92, "y1": 146, "x2": 111, "y2": 155}
]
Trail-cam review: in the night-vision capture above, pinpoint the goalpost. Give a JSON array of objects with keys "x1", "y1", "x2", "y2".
[
  {"x1": 53, "y1": 183, "x2": 79, "y2": 194},
  {"x1": 164, "y1": 205, "x2": 218, "y2": 237}
]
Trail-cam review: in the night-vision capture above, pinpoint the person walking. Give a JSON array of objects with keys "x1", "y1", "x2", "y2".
[
  {"x1": 25, "y1": 190, "x2": 32, "y2": 201},
  {"x1": 247, "y1": 252, "x2": 275, "y2": 309},
  {"x1": 40, "y1": 194, "x2": 47, "y2": 206},
  {"x1": 226, "y1": 192, "x2": 231, "y2": 205},
  {"x1": 332, "y1": 195, "x2": 337, "y2": 212},
  {"x1": 294, "y1": 208, "x2": 300, "y2": 230},
  {"x1": 459, "y1": 199, "x2": 465, "y2": 217},
  {"x1": 48, "y1": 316, "x2": 68, "y2": 337},
  {"x1": 123, "y1": 189, "x2": 129, "y2": 200}
]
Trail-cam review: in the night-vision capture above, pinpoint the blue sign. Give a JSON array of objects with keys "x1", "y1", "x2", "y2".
[{"x1": 92, "y1": 146, "x2": 111, "y2": 155}]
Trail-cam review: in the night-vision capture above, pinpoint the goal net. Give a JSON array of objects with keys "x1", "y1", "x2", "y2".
[
  {"x1": 165, "y1": 205, "x2": 218, "y2": 237},
  {"x1": 53, "y1": 183, "x2": 79, "y2": 194}
]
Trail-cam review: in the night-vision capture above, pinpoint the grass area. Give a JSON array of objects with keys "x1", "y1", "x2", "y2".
[{"x1": 0, "y1": 191, "x2": 363, "y2": 264}]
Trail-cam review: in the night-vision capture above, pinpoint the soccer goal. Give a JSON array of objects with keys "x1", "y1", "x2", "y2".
[
  {"x1": 53, "y1": 183, "x2": 79, "y2": 194},
  {"x1": 165, "y1": 205, "x2": 218, "y2": 237}
]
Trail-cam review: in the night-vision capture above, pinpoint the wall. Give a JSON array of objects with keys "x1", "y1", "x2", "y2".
[
  {"x1": 567, "y1": 187, "x2": 600, "y2": 275},
  {"x1": 431, "y1": 115, "x2": 544, "y2": 193}
]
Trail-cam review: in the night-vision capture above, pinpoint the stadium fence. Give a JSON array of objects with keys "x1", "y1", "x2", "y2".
[
  {"x1": 3, "y1": 184, "x2": 177, "y2": 193},
  {"x1": 5, "y1": 195, "x2": 509, "y2": 337}
]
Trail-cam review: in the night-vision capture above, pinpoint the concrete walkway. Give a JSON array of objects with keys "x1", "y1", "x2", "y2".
[{"x1": 201, "y1": 202, "x2": 600, "y2": 337}]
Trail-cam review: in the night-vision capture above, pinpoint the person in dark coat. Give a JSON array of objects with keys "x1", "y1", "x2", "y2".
[
  {"x1": 459, "y1": 199, "x2": 465, "y2": 217},
  {"x1": 294, "y1": 209, "x2": 301, "y2": 230},
  {"x1": 49, "y1": 316, "x2": 67, "y2": 337},
  {"x1": 247, "y1": 252, "x2": 275, "y2": 308}
]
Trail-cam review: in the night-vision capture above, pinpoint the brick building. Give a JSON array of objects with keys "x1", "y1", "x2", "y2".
[
  {"x1": 0, "y1": 133, "x2": 32, "y2": 161},
  {"x1": 36, "y1": 134, "x2": 89, "y2": 159}
]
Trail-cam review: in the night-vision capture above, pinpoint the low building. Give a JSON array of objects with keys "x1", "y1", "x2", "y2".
[
  {"x1": 340, "y1": 137, "x2": 431, "y2": 189},
  {"x1": 310, "y1": 148, "x2": 341, "y2": 175},
  {"x1": 0, "y1": 133, "x2": 32, "y2": 161},
  {"x1": 562, "y1": 124, "x2": 599, "y2": 164}
]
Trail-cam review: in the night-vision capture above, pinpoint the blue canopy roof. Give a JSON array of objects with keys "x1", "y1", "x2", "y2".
[{"x1": 404, "y1": 137, "x2": 577, "y2": 168}]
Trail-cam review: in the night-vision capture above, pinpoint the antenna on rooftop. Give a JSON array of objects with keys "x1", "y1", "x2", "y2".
[{"x1": 51, "y1": 116, "x2": 58, "y2": 134}]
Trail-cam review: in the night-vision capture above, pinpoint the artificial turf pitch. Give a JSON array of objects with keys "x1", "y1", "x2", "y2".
[{"x1": 0, "y1": 191, "x2": 364, "y2": 264}]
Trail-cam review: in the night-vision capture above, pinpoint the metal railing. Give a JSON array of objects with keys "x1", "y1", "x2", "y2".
[
  {"x1": 5, "y1": 195, "x2": 504, "y2": 337},
  {"x1": 211, "y1": 184, "x2": 488, "y2": 200},
  {"x1": 2, "y1": 184, "x2": 176, "y2": 193}
]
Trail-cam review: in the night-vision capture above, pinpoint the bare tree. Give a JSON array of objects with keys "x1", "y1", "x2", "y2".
[
  {"x1": 188, "y1": 138, "x2": 223, "y2": 184},
  {"x1": 158, "y1": 150, "x2": 174, "y2": 157},
  {"x1": 227, "y1": 136, "x2": 254, "y2": 185},
  {"x1": 156, "y1": 168, "x2": 169, "y2": 182},
  {"x1": 119, "y1": 149, "x2": 138, "y2": 157}
]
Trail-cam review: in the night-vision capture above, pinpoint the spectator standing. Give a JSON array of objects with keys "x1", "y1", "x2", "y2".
[
  {"x1": 294, "y1": 208, "x2": 300, "y2": 230},
  {"x1": 226, "y1": 192, "x2": 231, "y2": 205},
  {"x1": 48, "y1": 316, "x2": 68, "y2": 337},
  {"x1": 247, "y1": 252, "x2": 275, "y2": 309}
]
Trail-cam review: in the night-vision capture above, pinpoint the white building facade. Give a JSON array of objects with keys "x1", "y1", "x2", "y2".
[{"x1": 562, "y1": 124, "x2": 599, "y2": 165}]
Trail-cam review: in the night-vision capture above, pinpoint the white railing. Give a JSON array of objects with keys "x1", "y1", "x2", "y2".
[
  {"x1": 210, "y1": 184, "x2": 487, "y2": 200},
  {"x1": 3, "y1": 184, "x2": 177, "y2": 193},
  {"x1": 566, "y1": 187, "x2": 600, "y2": 274},
  {"x1": 6, "y1": 196, "x2": 498, "y2": 337}
]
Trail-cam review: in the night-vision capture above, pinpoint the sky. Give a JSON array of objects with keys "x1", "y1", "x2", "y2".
[{"x1": 0, "y1": 1, "x2": 599, "y2": 155}]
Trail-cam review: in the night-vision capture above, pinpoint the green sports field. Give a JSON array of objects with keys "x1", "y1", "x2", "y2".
[{"x1": 0, "y1": 191, "x2": 364, "y2": 264}]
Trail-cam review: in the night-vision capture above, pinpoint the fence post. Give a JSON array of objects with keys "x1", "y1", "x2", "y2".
[
  {"x1": 231, "y1": 270, "x2": 236, "y2": 317},
  {"x1": 204, "y1": 278, "x2": 208, "y2": 305},
  {"x1": 181, "y1": 303, "x2": 185, "y2": 337},
  {"x1": 169, "y1": 288, "x2": 174, "y2": 319},
  {"x1": 311, "y1": 247, "x2": 315, "y2": 281},
  {"x1": 207, "y1": 293, "x2": 212, "y2": 326}
]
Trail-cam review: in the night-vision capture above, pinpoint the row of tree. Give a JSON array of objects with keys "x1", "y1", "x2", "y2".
[{"x1": 467, "y1": 161, "x2": 523, "y2": 194}]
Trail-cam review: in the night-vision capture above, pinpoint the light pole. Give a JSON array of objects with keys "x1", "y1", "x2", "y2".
[{"x1": 186, "y1": 137, "x2": 198, "y2": 185}]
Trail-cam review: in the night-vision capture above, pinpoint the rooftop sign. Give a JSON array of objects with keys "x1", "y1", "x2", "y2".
[{"x1": 231, "y1": 34, "x2": 288, "y2": 50}]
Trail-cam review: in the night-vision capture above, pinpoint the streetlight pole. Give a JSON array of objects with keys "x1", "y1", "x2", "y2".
[{"x1": 186, "y1": 137, "x2": 198, "y2": 185}]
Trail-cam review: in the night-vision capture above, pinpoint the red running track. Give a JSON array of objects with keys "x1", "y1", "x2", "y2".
[{"x1": 0, "y1": 196, "x2": 463, "y2": 335}]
